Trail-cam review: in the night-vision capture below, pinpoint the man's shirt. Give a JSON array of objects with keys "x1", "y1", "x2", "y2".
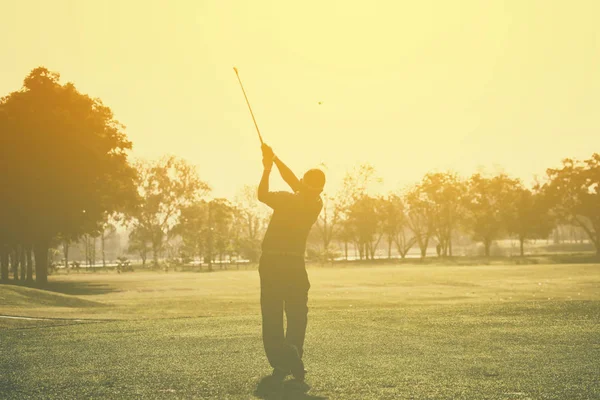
[{"x1": 260, "y1": 191, "x2": 323, "y2": 256}]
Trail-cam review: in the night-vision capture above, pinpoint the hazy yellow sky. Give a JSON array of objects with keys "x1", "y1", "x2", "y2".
[{"x1": 2, "y1": 1, "x2": 599, "y2": 198}]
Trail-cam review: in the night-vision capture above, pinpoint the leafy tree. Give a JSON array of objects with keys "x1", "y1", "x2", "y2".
[
  {"x1": 128, "y1": 226, "x2": 151, "y2": 267},
  {"x1": 417, "y1": 172, "x2": 466, "y2": 256},
  {"x1": 131, "y1": 156, "x2": 210, "y2": 267},
  {"x1": 0, "y1": 67, "x2": 138, "y2": 284},
  {"x1": 462, "y1": 173, "x2": 520, "y2": 257},
  {"x1": 100, "y1": 217, "x2": 117, "y2": 268},
  {"x1": 404, "y1": 187, "x2": 435, "y2": 258},
  {"x1": 346, "y1": 195, "x2": 383, "y2": 260},
  {"x1": 313, "y1": 193, "x2": 340, "y2": 263},
  {"x1": 233, "y1": 185, "x2": 268, "y2": 262},
  {"x1": 380, "y1": 193, "x2": 415, "y2": 259},
  {"x1": 541, "y1": 154, "x2": 600, "y2": 255},
  {"x1": 208, "y1": 199, "x2": 234, "y2": 268},
  {"x1": 504, "y1": 187, "x2": 554, "y2": 256},
  {"x1": 336, "y1": 218, "x2": 355, "y2": 261},
  {"x1": 173, "y1": 202, "x2": 206, "y2": 264},
  {"x1": 337, "y1": 164, "x2": 382, "y2": 260}
]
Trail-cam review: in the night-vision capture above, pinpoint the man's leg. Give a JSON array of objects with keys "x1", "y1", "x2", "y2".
[
  {"x1": 284, "y1": 288, "x2": 309, "y2": 359},
  {"x1": 260, "y1": 277, "x2": 286, "y2": 371}
]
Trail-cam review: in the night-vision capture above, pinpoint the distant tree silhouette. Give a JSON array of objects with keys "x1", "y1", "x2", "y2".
[
  {"x1": 505, "y1": 186, "x2": 554, "y2": 256},
  {"x1": 130, "y1": 156, "x2": 210, "y2": 267},
  {"x1": 313, "y1": 193, "x2": 340, "y2": 263},
  {"x1": 128, "y1": 226, "x2": 151, "y2": 267},
  {"x1": 380, "y1": 193, "x2": 415, "y2": 259},
  {"x1": 416, "y1": 172, "x2": 466, "y2": 257},
  {"x1": 0, "y1": 67, "x2": 138, "y2": 284},
  {"x1": 337, "y1": 164, "x2": 382, "y2": 260},
  {"x1": 173, "y1": 201, "x2": 207, "y2": 266},
  {"x1": 462, "y1": 173, "x2": 520, "y2": 257},
  {"x1": 541, "y1": 154, "x2": 600, "y2": 255},
  {"x1": 208, "y1": 199, "x2": 234, "y2": 268},
  {"x1": 405, "y1": 187, "x2": 435, "y2": 258},
  {"x1": 100, "y1": 217, "x2": 117, "y2": 268},
  {"x1": 233, "y1": 185, "x2": 268, "y2": 262}
]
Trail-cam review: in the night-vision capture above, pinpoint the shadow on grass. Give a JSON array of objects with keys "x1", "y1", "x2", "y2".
[
  {"x1": 254, "y1": 375, "x2": 328, "y2": 400},
  {"x1": 42, "y1": 281, "x2": 121, "y2": 296}
]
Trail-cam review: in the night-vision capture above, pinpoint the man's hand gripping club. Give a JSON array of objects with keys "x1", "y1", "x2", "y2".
[{"x1": 260, "y1": 143, "x2": 302, "y2": 192}]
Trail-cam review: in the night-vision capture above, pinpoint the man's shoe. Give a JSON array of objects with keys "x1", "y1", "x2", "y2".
[{"x1": 284, "y1": 345, "x2": 306, "y2": 382}]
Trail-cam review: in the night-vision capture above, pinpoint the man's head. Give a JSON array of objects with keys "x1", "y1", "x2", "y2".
[{"x1": 300, "y1": 169, "x2": 326, "y2": 196}]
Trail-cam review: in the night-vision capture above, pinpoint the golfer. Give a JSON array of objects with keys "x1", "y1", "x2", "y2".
[{"x1": 257, "y1": 143, "x2": 325, "y2": 387}]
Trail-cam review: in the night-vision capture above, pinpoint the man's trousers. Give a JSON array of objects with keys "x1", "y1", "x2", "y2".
[{"x1": 258, "y1": 253, "x2": 310, "y2": 371}]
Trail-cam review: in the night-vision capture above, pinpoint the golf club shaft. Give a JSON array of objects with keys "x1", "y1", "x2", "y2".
[{"x1": 233, "y1": 67, "x2": 263, "y2": 145}]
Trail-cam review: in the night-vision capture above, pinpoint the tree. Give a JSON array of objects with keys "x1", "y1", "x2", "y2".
[
  {"x1": 379, "y1": 193, "x2": 415, "y2": 259},
  {"x1": 208, "y1": 199, "x2": 234, "y2": 268},
  {"x1": 176, "y1": 199, "x2": 235, "y2": 270},
  {"x1": 313, "y1": 193, "x2": 340, "y2": 263},
  {"x1": 128, "y1": 226, "x2": 151, "y2": 267},
  {"x1": 131, "y1": 156, "x2": 210, "y2": 267},
  {"x1": 233, "y1": 185, "x2": 269, "y2": 262},
  {"x1": 0, "y1": 67, "x2": 138, "y2": 284},
  {"x1": 462, "y1": 173, "x2": 520, "y2": 257},
  {"x1": 404, "y1": 187, "x2": 435, "y2": 258},
  {"x1": 336, "y1": 164, "x2": 382, "y2": 260},
  {"x1": 417, "y1": 172, "x2": 466, "y2": 256},
  {"x1": 345, "y1": 195, "x2": 383, "y2": 260},
  {"x1": 100, "y1": 217, "x2": 117, "y2": 268},
  {"x1": 505, "y1": 187, "x2": 554, "y2": 256},
  {"x1": 541, "y1": 154, "x2": 600, "y2": 255}
]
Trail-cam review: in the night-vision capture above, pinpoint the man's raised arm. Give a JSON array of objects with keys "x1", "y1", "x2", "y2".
[
  {"x1": 257, "y1": 149, "x2": 273, "y2": 203},
  {"x1": 273, "y1": 155, "x2": 302, "y2": 193},
  {"x1": 261, "y1": 143, "x2": 302, "y2": 193}
]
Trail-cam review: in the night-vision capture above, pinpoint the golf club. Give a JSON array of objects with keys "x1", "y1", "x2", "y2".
[{"x1": 233, "y1": 67, "x2": 264, "y2": 145}]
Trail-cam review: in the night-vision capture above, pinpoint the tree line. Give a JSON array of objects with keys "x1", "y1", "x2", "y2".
[
  {"x1": 311, "y1": 160, "x2": 599, "y2": 262},
  {"x1": 1, "y1": 68, "x2": 599, "y2": 285}
]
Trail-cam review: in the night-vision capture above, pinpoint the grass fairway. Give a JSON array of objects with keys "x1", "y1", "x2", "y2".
[{"x1": 1, "y1": 263, "x2": 599, "y2": 399}]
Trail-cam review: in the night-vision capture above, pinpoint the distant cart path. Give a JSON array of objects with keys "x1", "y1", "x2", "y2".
[{"x1": 0, "y1": 314, "x2": 101, "y2": 322}]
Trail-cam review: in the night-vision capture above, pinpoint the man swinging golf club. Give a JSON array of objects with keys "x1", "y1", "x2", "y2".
[
  {"x1": 233, "y1": 67, "x2": 325, "y2": 390},
  {"x1": 258, "y1": 143, "x2": 325, "y2": 389}
]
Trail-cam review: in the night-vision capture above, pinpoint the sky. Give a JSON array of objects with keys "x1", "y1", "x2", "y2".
[{"x1": 1, "y1": 0, "x2": 599, "y2": 199}]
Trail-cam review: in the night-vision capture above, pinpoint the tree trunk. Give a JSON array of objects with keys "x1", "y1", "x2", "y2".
[
  {"x1": 0, "y1": 246, "x2": 8, "y2": 282},
  {"x1": 152, "y1": 241, "x2": 159, "y2": 268},
  {"x1": 11, "y1": 248, "x2": 19, "y2": 280},
  {"x1": 484, "y1": 239, "x2": 491, "y2": 257},
  {"x1": 92, "y1": 237, "x2": 96, "y2": 268},
  {"x1": 63, "y1": 240, "x2": 69, "y2": 273},
  {"x1": 387, "y1": 237, "x2": 392, "y2": 259},
  {"x1": 344, "y1": 241, "x2": 348, "y2": 261},
  {"x1": 34, "y1": 240, "x2": 49, "y2": 285},
  {"x1": 101, "y1": 233, "x2": 106, "y2": 268},
  {"x1": 26, "y1": 246, "x2": 33, "y2": 282},
  {"x1": 322, "y1": 216, "x2": 328, "y2": 265},
  {"x1": 519, "y1": 237, "x2": 525, "y2": 257},
  {"x1": 84, "y1": 236, "x2": 89, "y2": 266},
  {"x1": 20, "y1": 246, "x2": 26, "y2": 281}
]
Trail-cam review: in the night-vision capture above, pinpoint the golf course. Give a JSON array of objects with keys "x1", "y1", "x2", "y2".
[{"x1": 1, "y1": 262, "x2": 598, "y2": 399}]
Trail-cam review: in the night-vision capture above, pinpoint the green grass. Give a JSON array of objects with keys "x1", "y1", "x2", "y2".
[{"x1": 1, "y1": 263, "x2": 599, "y2": 399}]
